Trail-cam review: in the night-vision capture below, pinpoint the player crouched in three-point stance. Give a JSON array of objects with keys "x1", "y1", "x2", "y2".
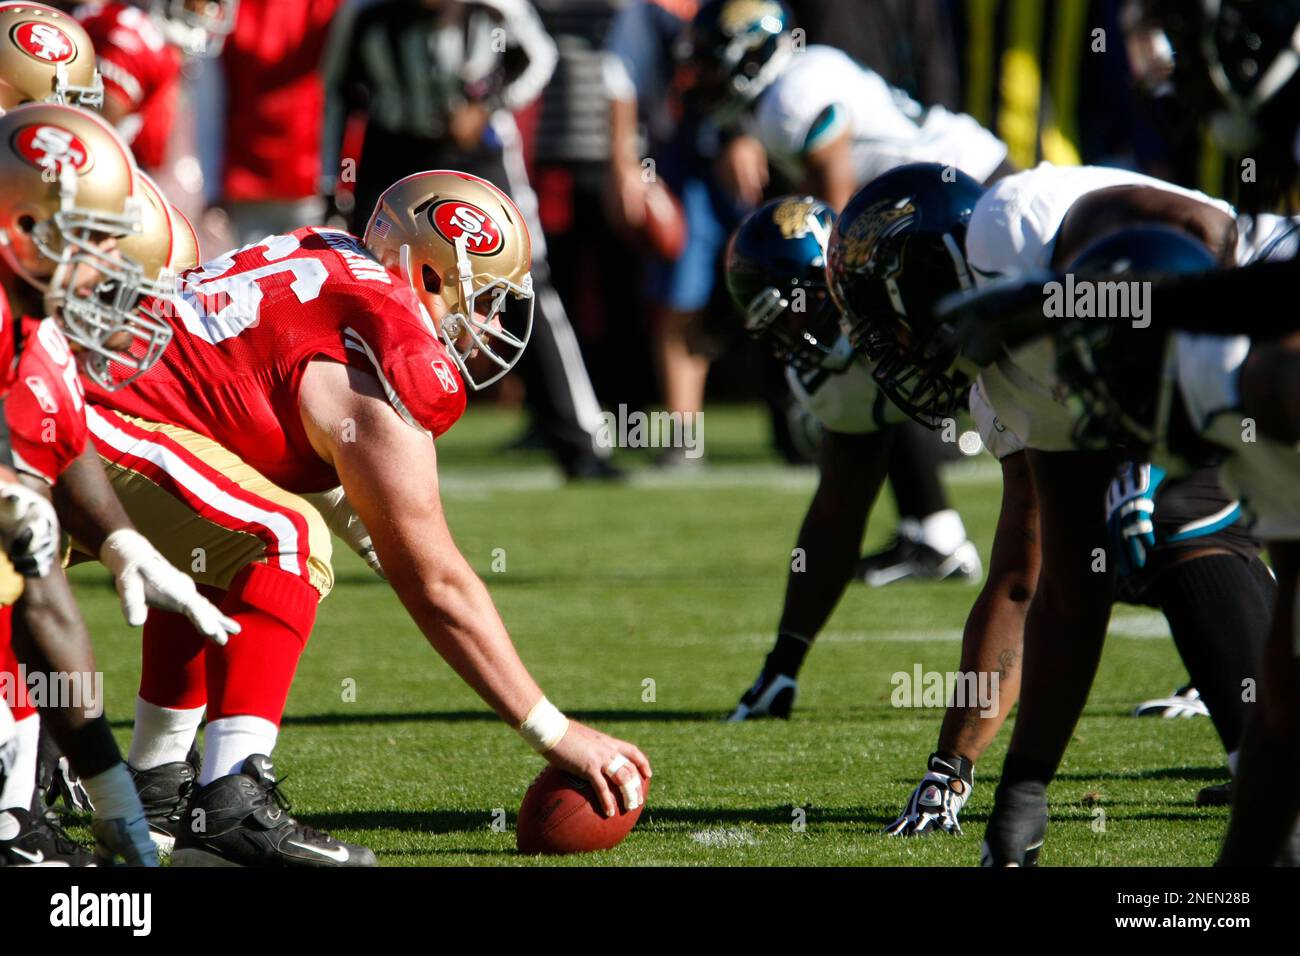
[
  {"x1": 75, "y1": 170, "x2": 650, "y2": 866},
  {"x1": 0, "y1": 99, "x2": 237, "y2": 866},
  {"x1": 721, "y1": 196, "x2": 912, "y2": 720},
  {"x1": 824, "y1": 162, "x2": 1276, "y2": 849}
]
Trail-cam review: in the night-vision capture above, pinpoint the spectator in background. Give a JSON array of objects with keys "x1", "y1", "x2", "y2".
[
  {"x1": 220, "y1": 0, "x2": 343, "y2": 245},
  {"x1": 603, "y1": 0, "x2": 767, "y2": 468},
  {"x1": 326, "y1": 0, "x2": 619, "y2": 480},
  {"x1": 528, "y1": 0, "x2": 658, "y2": 410}
]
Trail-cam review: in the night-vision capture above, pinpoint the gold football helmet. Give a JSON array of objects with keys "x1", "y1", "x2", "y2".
[
  {"x1": 0, "y1": 103, "x2": 145, "y2": 356},
  {"x1": 364, "y1": 170, "x2": 534, "y2": 390},
  {"x1": 0, "y1": 3, "x2": 103, "y2": 111},
  {"x1": 64, "y1": 172, "x2": 189, "y2": 390}
]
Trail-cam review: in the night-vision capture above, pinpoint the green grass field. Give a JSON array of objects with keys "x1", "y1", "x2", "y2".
[{"x1": 69, "y1": 405, "x2": 1230, "y2": 866}]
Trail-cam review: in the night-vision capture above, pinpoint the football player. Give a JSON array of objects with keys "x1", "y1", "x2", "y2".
[
  {"x1": 65, "y1": 169, "x2": 651, "y2": 867},
  {"x1": 722, "y1": 195, "x2": 910, "y2": 719},
  {"x1": 0, "y1": 103, "x2": 235, "y2": 866},
  {"x1": 679, "y1": 0, "x2": 994, "y2": 586},
  {"x1": 825, "y1": 162, "x2": 1277, "y2": 855},
  {"x1": 72, "y1": 0, "x2": 237, "y2": 173},
  {"x1": 939, "y1": 0, "x2": 1300, "y2": 865}
]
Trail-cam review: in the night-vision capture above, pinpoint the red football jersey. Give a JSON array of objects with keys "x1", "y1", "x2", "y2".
[
  {"x1": 75, "y1": 2, "x2": 183, "y2": 171},
  {"x1": 84, "y1": 227, "x2": 467, "y2": 492},
  {"x1": 221, "y1": 0, "x2": 343, "y2": 201},
  {"x1": 4, "y1": 318, "x2": 90, "y2": 486}
]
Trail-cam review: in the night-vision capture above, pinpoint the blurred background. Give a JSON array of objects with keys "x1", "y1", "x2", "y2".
[{"x1": 59, "y1": 0, "x2": 1250, "y2": 470}]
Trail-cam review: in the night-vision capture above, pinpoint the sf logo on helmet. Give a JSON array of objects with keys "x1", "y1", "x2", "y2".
[
  {"x1": 13, "y1": 124, "x2": 90, "y2": 173},
  {"x1": 12, "y1": 22, "x2": 75, "y2": 62},
  {"x1": 431, "y1": 200, "x2": 503, "y2": 255}
]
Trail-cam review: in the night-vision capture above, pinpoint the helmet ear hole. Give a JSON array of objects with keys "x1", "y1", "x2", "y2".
[
  {"x1": 421, "y1": 264, "x2": 441, "y2": 295},
  {"x1": 17, "y1": 215, "x2": 35, "y2": 234}
]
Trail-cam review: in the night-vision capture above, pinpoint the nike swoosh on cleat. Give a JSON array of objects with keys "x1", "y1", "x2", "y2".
[
  {"x1": 287, "y1": 840, "x2": 350, "y2": 863},
  {"x1": 11, "y1": 847, "x2": 44, "y2": 864}
]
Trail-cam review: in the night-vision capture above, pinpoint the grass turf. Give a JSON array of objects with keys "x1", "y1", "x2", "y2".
[{"x1": 68, "y1": 404, "x2": 1229, "y2": 866}]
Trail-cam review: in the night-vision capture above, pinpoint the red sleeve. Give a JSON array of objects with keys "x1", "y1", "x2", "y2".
[
  {"x1": 7, "y1": 321, "x2": 89, "y2": 485},
  {"x1": 335, "y1": 286, "x2": 467, "y2": 439}
]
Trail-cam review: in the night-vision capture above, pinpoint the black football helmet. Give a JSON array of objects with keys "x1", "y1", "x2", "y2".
[
  {"x1": 1054, "y1": 225, "x2": 1220, "y2": 454},
  {"x1": 1127, "y1": 0, "x2": 1300, "y2": 209},
  {"x1": 724, "y1": 196, "x2": 844, "y2": 371},
  {"x1": 826, "y1": 163, "x2": 985, "y2": 428},
  {"x1": 675, "y1": 0, "x2": 794, "y2": 124}
]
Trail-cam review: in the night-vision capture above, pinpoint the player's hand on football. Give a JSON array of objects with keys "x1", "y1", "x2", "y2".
[
  {"x1": 544, "y1": 720, "x2": 652, "y2": 818},
  {"x1": 99, "y1": 529, "x2": 241, "y2": 646},
  {"x1": 0, "y1": 482, "x2": 60, "y2": 578}
]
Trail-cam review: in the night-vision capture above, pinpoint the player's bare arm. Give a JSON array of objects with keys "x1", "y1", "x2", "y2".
[
  {"x1": 299, "y1": 358, "x2": 651, "y2": 815},
  {"x1": 801, "y1": 129, "x2": 856, "y2": 211},
  {"x1": 935, "y1": 450, "x2": 1040, "y2": 759}
]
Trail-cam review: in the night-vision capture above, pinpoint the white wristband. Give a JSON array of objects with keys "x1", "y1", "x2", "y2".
[{"x1": 518, "y1": 696, "x2": 569, "y2": 753}]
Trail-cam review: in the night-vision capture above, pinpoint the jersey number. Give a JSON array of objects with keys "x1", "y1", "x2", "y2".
[{"x1": 175, "y1": 234, "x2": 328, "y2": 345}]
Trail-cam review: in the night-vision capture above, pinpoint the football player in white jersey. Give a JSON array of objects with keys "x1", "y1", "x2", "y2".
[
  {"x1": 938, "y1": 0, "x2": 1300, "y2": 865},
  {"x1": 827, "y1": 161, "x2": 1280, "y2": 857},
  {"x1": 678, "y1": 0, "x2": 998, "y2": 587}
]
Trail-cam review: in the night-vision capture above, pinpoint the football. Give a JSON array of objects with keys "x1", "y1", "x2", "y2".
[
  {"x1": 637, "y1": 179, "x2": 687, "y2": 261},
  {"x1": 516, "y1": 765, "x2": 650, "y2": 855}
]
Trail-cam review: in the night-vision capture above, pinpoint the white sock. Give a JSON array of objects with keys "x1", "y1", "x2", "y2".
[
  {"x1": 200, "y1": 715, "x2": 278, "y2": 786},
  {"x1": 918, "y1": 509, "x2": 967, "y2": 556},
  {"x1": 128, "y1": 698, "x2": 205, "y2": 771},
  {"x1": 0, "y1": 809, "x2": 19, "y2": 840},
  {"x1": 0, "y1": 714, "x2": 39, "y2": 811},
  {"x1": 83, "y1": 763, "x2": 144, "y2": 821}
]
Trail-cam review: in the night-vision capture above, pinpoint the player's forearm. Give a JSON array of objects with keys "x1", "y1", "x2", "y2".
[
  {"x1": 388, "y1": 556, "x2": 544, "y2": 727},
  {"x1": 938, "y1": 454, "x2": 1040, "y2": 760},
  {"x1": 608, "y1": 97, "x2": 641, "y2": 169},
  {"x1": 51, "y1": 443, "x2": 133, "y2": 554},
  {"x1": 937, "y1": 569, "x2": 1032, "y2": 761}
]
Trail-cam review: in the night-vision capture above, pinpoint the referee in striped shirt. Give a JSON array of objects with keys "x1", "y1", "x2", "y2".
[{"x1": 326, "y1": 0, "x2": 619, "y2": 479}]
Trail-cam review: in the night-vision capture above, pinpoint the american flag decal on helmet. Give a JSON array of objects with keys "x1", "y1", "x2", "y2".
[{"x1": 371, "y1": 216, "x2": 391, "y2": 239}]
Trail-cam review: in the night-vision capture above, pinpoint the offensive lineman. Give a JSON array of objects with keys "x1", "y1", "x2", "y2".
[{"x1": 62, "y1": 170, "x2": 651, "y2": 866}]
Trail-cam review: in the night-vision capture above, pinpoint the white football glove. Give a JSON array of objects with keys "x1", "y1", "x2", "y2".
[
  {"x1": 0, "y1": 481, "x2": 59, "y2": 578},
  {"x1": 885, "y1": 753, "x2": 974, "y2": 837},
  {"x1": 99, "y1": 529, "x2": 240, "y2": 646},
  {"x1": 304, "y1": 486, "x2": 384, "y2": 579}
]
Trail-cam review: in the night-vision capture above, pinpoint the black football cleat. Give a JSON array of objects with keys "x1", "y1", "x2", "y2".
[
  {"x1": 855, "y1": 537, "x2": 982, "y2": 587},
  {"x1": 129, "y1": 758, "x2": 199, "y2": 855},
  {"x1": 727, "y1": 670, "x2": 798, "y2": 721},
  {"x1": 171, "y1": 755, "x2": 377, "y2": 867},
  {"x1": 981, "y1": 779, "x2": 1048, "y2": 867},
  {"x1": 0, "y1": 807, "x2": 96, "y2": 867}
]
